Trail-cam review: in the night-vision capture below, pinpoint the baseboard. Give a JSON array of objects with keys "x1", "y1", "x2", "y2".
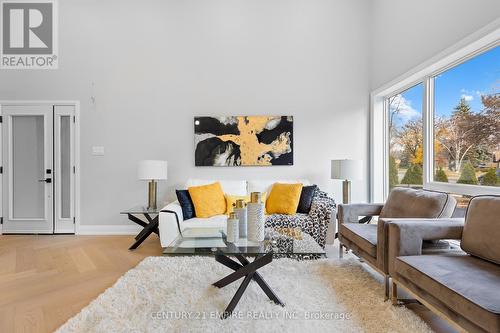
[
  {"x1": 0, "y1": 223, "x2": 141, "y2": 235},
  {"x1": 77, "y1": 224, "x2": 142, "y2": 235}
]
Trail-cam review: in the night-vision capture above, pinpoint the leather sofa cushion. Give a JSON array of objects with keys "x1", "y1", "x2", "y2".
[
  {"x1": 396, "y1": 254, "x2": 500, "y2": 333},
  {"x1": 180, "y1": 214, "x2": 227, "y2": 230},
  {"x1": 380, "y1": 188, "x2": 450, "y2": 218},
  {"x1": 248, "y1": 179, "x2": 310, "y2": 194},
  {"x1": 461, "y1": 195, "x2": 500, "y2": 264},
  {"x1": 185, "y1": 179, "x2": 313, "y2": 197},
  {"x1": 339, "y1": 224, "x2": 377, "y2": 257},
  {"x1": 186, "y1": 179, "x2": 247, "y2": 196}
]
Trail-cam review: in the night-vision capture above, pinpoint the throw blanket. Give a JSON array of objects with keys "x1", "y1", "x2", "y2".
[{"x1": 265, "y1": 190, "x2": 336, "y2": 248}]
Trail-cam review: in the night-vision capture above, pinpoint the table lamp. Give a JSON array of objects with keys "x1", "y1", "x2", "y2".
[
  {"x1": 138, "y1": 160, "x2": 168, "y2": 210},
  {"x1": 331, "y1": 159, "x2": 363, "y2": 204}
]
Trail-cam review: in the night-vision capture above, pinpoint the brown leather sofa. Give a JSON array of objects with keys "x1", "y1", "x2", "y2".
[
  {"x1": 337, "y1": 187, "x2": 457, "y2": 299},
  {"x1": 388, "y1": 195, "x2": 500, "y2": 333}
]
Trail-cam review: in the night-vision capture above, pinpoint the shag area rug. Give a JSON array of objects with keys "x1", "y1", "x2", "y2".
[{"x1": 56, "y1": 255, "x2": 433, "y2": 333}]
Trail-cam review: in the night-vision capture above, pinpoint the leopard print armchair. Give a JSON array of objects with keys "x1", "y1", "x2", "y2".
[{"x1": 265, "y1": 189, "x2": 336, "y2": 248}]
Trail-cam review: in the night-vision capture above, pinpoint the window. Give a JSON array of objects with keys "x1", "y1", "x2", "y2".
[
  {"x1": 388, "y1": 84, "x2": 423, "y2": 190},
  {"x1": 370, "y1": 27, "x2": 500, "y2": 202},
  {"x1": 433, "y1": 46, "x2": 500, "y2": 188}
]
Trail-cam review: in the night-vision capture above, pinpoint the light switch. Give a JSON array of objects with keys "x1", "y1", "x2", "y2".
[{"x1": 92, "y1": 146, "x2": 105, "y2": 156}]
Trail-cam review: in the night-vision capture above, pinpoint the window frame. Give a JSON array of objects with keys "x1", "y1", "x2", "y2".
[{"x1": 370, "y1": 22, "x2": 500, "y2": 202}]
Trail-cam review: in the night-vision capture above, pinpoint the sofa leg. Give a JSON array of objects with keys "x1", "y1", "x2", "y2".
[
  {"x1": 339, "y1": 243, "x2": 344, "y2": 259},
  {"x1": 384, "y1": 276, "x2": 389, "y2": 301},
  {"x1": 391, "y1": 281, "x2": 398, "y2": 305}
]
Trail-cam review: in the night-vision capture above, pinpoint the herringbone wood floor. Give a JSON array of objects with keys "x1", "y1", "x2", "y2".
[
  {"x1": 0, "y1": 235, "x2": 456, "y2": 333},
  {"x1": 0, "y1": 234, "x2": 162, "y2": 333}
]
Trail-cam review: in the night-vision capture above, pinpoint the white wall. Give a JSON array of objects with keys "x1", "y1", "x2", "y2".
[
  {"x1": 370, "y1": 0, "x2": 500, "y2": 89},
  {"x1": 0, "y1": 0, "x2": 371, "y2": 227}
]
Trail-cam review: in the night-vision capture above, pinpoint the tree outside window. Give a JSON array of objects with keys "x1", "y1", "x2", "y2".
[
  {"x1": 434, "y1": 46, "x2": 500, "y2": 188},
  {"x1": 388, "y1": 84, "x2": 423, "y2": 190}
]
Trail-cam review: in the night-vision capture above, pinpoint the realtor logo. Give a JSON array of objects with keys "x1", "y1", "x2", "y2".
[{"x1": 1, "y1": 0, "x2": 58, "y2": 69}]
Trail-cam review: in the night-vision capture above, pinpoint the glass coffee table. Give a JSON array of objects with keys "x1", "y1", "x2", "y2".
[{"x1": 163, "y1": 227, "x2": 326, "y2": 318}]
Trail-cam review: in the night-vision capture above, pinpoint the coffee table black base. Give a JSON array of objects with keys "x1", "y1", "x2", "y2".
[
  {"x1": 213, "y1": 252, "x2": 284, "y2": 319},
  {"x1": 126, "y1": 213, "x2": 159, "y2": 250}
]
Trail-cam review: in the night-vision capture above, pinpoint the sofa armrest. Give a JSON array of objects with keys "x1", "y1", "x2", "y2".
[
  {"x1": 387, "y1": 218, "x2": 464, "y2": 275},
  {"x1": 376, "y1": 217, "x2": 459, "y2": 273},
  {"x1": 337, "y1": 203, "x2": 384, "y2": 224},
  {"x1": 159, "y1": 201, "x2": 184, "y2": 248}
]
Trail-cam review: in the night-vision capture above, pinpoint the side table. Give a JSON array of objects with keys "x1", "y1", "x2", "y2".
[{"x1": 120, "y1": 206, "x2": 160, "y2": 250}]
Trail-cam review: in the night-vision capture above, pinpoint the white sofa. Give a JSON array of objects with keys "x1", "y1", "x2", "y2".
[{"x1": 159, "y1": 178, "x2": 310, "y2": 247}]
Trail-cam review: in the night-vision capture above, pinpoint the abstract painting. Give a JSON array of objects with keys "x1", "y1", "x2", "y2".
[{"x1": 194, "y1": 116, "x2": 293, "y2": 166}]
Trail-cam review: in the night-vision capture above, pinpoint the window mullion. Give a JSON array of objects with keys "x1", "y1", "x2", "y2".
[
  {"x1": 383, "y1": 97, "x2": 389, "y2": 199},
  {"x1": 423, "y1": 76, "x2": 434, "y2": 188}
]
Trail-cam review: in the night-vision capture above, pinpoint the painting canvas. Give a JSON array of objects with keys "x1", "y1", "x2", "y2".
[{"x1": 194, "y1": 116, "x2": 293, "y2": 166}]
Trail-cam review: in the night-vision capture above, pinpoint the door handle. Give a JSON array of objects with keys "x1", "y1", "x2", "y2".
[{"x1": 38, "y1": 178, "x2": 52, "y2": 183}]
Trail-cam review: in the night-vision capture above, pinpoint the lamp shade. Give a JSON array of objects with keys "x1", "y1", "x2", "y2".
[
  {"x1": 331, "y1": 159, "x2": 363, "y2": 181},
  {"x1": 138, "y1": 160, "x2": 168, "y2": 180}
]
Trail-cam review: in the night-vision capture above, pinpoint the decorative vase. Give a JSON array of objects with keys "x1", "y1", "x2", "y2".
[
  {"x1": 247, "y1": 192, "x2": 265, "y2": 242},
  {"x1": 234, "y1": 199, "x2": 247, "y2": 238},
  {"x1": 226, "y1": 212, "x2": 239, "y2": 243}
]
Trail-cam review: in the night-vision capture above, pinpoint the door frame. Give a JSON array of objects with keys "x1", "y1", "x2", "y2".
[{"x1": 0, "y1": 100, "x2": 80, "y2": 234}]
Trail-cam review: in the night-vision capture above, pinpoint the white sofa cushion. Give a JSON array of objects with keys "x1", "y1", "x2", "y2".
[
  {"x1": 180, "y1": 214, "x2": 227, "y2": 230},
  {"x1": 248, "y1": 179, "x2": 310, "y2": 194},
  {"x1": 185, "y1": 179, "x2": 247, "y2": 196}
]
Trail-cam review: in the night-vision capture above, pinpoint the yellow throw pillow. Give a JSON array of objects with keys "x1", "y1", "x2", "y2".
[
  {"x1": 225, "y1": 193, "x2": 268, "y2": 214},
  {"x1": 188, "y1": 182, "x2": 226, "y2": 218},
  {"x1": 266, "y1": 183, "x2": 303, "y2": 215}
]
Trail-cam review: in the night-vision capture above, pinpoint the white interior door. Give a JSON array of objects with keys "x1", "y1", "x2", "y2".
[{"x1": 1, "y1": 104, "x2": 75, "y2": 234}]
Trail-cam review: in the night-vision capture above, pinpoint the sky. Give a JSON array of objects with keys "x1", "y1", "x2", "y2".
[{"x1": 392, "y1": 45, "x2": 499, "y2": 127}]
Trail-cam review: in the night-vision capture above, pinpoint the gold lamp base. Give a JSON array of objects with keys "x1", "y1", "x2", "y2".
[
  {"x1": 342, "y1": 179, "x2": 351, "y2": 204},
  {"x1": 147, "y1": 180, "x2": 157, "y2": 210}
]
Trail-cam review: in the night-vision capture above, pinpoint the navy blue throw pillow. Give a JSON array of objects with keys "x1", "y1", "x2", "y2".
[
  {"x1": 176, "y1": 190, "x2": 195, "y2": 220},
  {"x1": 297, "y1": 185, "x2": 318, "y2": 214}
]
